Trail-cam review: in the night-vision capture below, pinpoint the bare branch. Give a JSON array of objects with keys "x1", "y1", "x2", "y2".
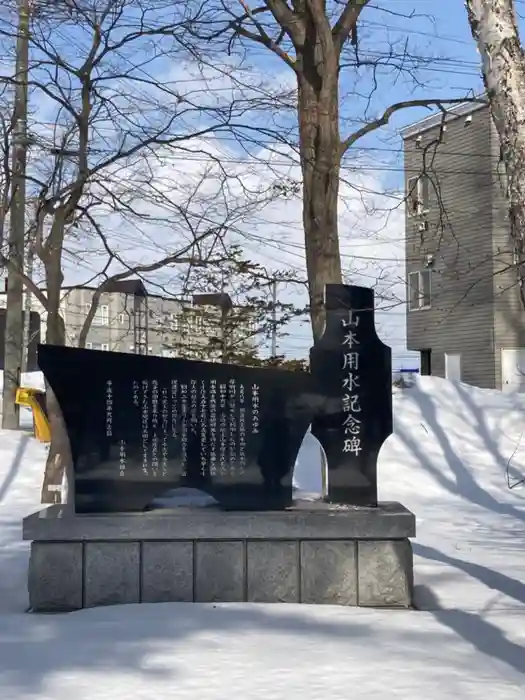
[
  {"x1": 265, "y1": 0, "x2": 306, "y2": 47},
  {"x1": 332, "y1": 0, "x2": 369, "y2": 51},
  {"x1": 233, "y1": 1, "x2": 298, "y2": 69},
  {"x1": 340, "y1": 97, "x2": 487, "y2": 154}
]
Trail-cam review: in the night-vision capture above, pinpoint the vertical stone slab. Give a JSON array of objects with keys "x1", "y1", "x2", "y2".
[
  {"x1": 357, "y1": 539, "x2": 413, "y2": 607},
  {"x1": 310, "y1": 284, "x2": 393, "y2": 507},
  {"x1": 84, "y1": 542, "x2": 140, "y2": 608},
  {"x1": 300, "y1": 541, "x2": 357, "y2": 605},
  {"x1": 142, "y1": 541, "x2": 193, "y2": 603},
  {"x1": 247, "y1": 541, "x2": 299, "y2": 603},
  {"x1": 195, "y1": 541, "x2": 244, "y2": 602},
  {"x1": 29, "y1": 542, "x2": 83, "y2": 612}
]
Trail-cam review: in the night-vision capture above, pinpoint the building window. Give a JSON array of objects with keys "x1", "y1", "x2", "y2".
[
  {"x1": 101, "y1": 343, "x2": 109, "y2": 351},
  {"x1": 92, "y1": 304, "x2": 109, "y2": 326},
  {"x1": 86, "y1": 342, "x2": 92, "y2": 350},
  {"x1": 118, "y1": 313, "x2": 125, "y2": 324},
  {"x1": 408, "y1": 270, "x2": 432, "y2": 310},
  {"x1": 407, "y1": 175, "x2": 429, "y2": 217}
]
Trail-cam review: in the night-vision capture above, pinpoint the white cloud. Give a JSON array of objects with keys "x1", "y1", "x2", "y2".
[{"x1": 23, "y1": 133, "x2": 416, "y2": 367}]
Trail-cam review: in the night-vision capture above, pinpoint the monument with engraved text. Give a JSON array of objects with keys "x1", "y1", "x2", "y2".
[{"x1": 23, "y1": 284, "x2": 415, "y2": 611}]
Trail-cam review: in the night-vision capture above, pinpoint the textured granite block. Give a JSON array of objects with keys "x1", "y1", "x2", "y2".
[
  {"x1": 358, "y1": 539, "x2": 413, "y2": 607},
  {"x1": 84, "y1": 542, "x2": 140, "y2": 608},
  {"x1": 23, "y1": 502, "x2": 416, "y2": 542},
  {"x1": 300, "y1": 541, "x2": 357, "y2": 605},
  {"x1": 142, "y1": 541, "x2": 193, "y2": 603},
  {"x1": 195, "y1": 541, "x2": 244, "y2": 602},
  {"x1": 247, "y1": 541, "x2": 299, "y2": 603},
  {"x1": 28, "y1": 541, "x2": 83, "y2": 612}
]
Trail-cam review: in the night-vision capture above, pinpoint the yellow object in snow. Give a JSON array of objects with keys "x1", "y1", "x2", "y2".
[{"x1": 15, "y1": 387, "x2": 51, "y2": 443}]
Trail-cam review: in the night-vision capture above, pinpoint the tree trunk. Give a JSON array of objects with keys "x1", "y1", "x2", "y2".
[
  {"x1": 2, "y1": 0, "x2": 29, "y2": 430},
  {"x1": 466, "y1": 0, "x2": 525, "y2": 303},
  {"x1": 297, "y1": 49, "x2": 342, "y2": 342},
  {"x1": 41, "y1": 382, "x2": 72, "y2": 504},
  {"x1": 40, "y1": 253, "x2": 71, "y2": 505}
]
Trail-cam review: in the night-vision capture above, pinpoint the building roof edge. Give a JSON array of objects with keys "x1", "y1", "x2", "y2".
[{"x1": 401, "y1": 98, "x2": 488, "y2": 139}]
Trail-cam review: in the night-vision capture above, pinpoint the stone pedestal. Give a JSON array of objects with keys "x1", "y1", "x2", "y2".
[{"x1": 23, "y1": 502, "x2": 415, "y2": 612}]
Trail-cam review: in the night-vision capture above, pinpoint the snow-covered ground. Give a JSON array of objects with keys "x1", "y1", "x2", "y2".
[
  {"x1": 0, "y1": 370, "x2": 45, "y2": 393},
  {"x1": 1, "y1": 376, "x2": 525, "y2": 698},
  {"x1": 0, "y1": 370, "x2": 45, "y2": 430}
]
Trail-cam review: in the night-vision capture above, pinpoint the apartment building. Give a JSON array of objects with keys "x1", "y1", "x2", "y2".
[
  {"x1": 403, "y1": 100, "x2": 525, "y2": 391},
  {"x1": 0, "y1": 279, "x2": 256, "y2": 365}
]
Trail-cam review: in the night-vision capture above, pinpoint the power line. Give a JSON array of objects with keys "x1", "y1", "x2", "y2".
[
  {"x1": 1, "y1": 11, "x2": 487, "y2": 102},
  {"x1": 22, "y1": 113, "x2": 511, "y2": 163},
  {"x1": 19, "y1": 132, "x2": 511, "y2": 174}
]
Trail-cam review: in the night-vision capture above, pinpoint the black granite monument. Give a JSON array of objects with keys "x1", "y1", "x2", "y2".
[
  {"x1": 37, "y1": 284, "x2": 392, "y2": 513},
  {"x1": 310, "y1": 284, "x2": 392, "y2": 506}
]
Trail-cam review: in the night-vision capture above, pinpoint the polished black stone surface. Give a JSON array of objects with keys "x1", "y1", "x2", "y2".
[
  {"x1": 38, "y1": 284, "x2": 392, "y2": 513},
  {"x1": 310, "y1": 284, "x2": 393, "y2": 507}
]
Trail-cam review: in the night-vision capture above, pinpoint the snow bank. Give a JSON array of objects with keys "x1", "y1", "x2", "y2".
[
  {"x1": 0, "y1": 370, "x2": 45, "y2": 393},
  {"x1": 382, "y1": 375, "x2": 525, "y2": 505},
  {"x1": 0, "y1": 430, "x2": 48, "y2": 613}
]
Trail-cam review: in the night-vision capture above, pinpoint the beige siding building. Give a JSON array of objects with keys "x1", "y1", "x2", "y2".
[{"x1": 403, "y1": 101, "x2": 524, "y2": 391}]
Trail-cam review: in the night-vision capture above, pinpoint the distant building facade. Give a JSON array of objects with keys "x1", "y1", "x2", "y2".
[
  {"x1": 402, "y1": 100, "x2": 525, "y2": 391},
  {"x1": 0, "y1": 279, "x2": 256, "y2": 363}
]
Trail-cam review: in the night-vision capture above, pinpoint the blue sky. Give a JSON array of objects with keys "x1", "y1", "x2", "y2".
[{"x1": 334, "y1": 0, "x2": 485, "y2": 169}]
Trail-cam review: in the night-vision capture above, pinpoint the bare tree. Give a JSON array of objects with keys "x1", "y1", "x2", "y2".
[
  {"x1": 181, "y1": 0, "x2": 481, "y2": 339},
  {"x1": 465, "y1": 1, "x2": 525, "y2": 305},
  {"x1": 0, "y1": 0, "x2": 280, "y2": 502},
  {"x1": 158, "y1": 244, "x2": 308, "y2": 363}
]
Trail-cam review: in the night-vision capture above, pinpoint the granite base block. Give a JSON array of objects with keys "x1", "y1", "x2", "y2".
[
  {"x1": 23, "y1": 503, "x2": 415, "y2": 611},
  {"x1": 300, "y1": 541, "x2": 357, "y2": 605},
  {"x1": 195, "y1": 541, "x2": 244, "y2": 603},
  {"x1": 23, "y1": 502, "x2": 415, "y2": 541},
  {"x1": 357, "y1": 539, "x2": 413, "y2": 607},
  {"x1": 247, "y1": 541, "x2": 299, "y2": 603},
  {"x1": 84, "y1": 542, "x2": 140, "y2": 608},
  {"x1": 142, "y1": 541, "x2": 193, "y2": 603},
  {"x1": 29, "y1": 541, "x2": 83, "y2": 612}
]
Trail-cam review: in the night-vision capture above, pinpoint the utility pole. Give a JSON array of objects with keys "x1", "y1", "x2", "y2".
[
  {"x1": 2, "y1": 0, "x2": 29, "y2": 429},
  {"x1": 271, "y1": 278, "x2": 278, "y2": 357}
]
